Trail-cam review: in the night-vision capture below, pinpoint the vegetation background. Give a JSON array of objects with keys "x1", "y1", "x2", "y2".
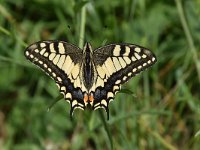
[{"x1": 0, "y1": 0, "x2": 200, "y2": 149}]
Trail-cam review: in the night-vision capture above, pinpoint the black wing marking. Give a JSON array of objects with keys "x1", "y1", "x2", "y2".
[
  {"x1": 24, "y1": 41, "x2": 86, "y2": 117},
  {"x1": 92, "y1": 43, "x2": 157, "y2": 118}
]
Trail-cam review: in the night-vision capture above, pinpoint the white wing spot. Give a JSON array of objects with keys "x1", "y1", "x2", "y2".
[
  {"x1": 57, "y1": 77, "x2": 62, "y2": 82},
  {"x1": 107, "y1": 92, "x2": 114, "y2": 98},
  {"x1": 40, "y1": 43, "x2": 46, "y2": 48},
  {"x1": 39, "y1": 61, "x2": 43, "y2": 64},
  {"x1": 48, "y1": 68, "x2": 52, "y2": 72},
  {"x1": 72, "y1": 100, "x2": 78, "y2": 107},
  {"x1": 134, "y1": 53, "x2": 141, "y2": 59},
  {"x1": 40, "y1": 48, "x2": 46, "y2": 55},
  {"x1": 34, "y1": 49, "x2": 39, "y2": 53},
  {"x1": 115, "y1": 80, "x2": 121, "y2": 84},
  {"x1": 123, "y1": 76, "x2": 127, "y2": 81},
  {"x1": 101, "y1": 99, "x2": 107, "y2": 106},
  {"x1": 128, "y1": 72, "x2": 132, "y2": 76},
  {"x1": 44, "y1": 52, "x2": 49, "y2": 57},
  {"x1": 44, "y1": 64, "x2": 47, "y2": 68},
  {"x1": 143, "y1": 63, "x2": 147, "y2": 66},
  {"x1": 131, "y1": 56, "x2": 137, "y2": 61},
  {"x1": 147, "y1": 60, "x2": 151, "y2": 64},
  {"x1": 113, "y1": 85, "x2": 119, "y2": 91},
  {"x1": 124, "y1": 46, "x2": 130, "y2": 56},
  {"x1": 138, "y1": 65, "x2": 142, "y2": 69},
  {"x1": 50, "y1": 43, "x2": 56, "y2": 52},
  {"x1": 30, "y1": 54, "x2": 34, "y2": 58},
  {"x1": 113, "y1": 45, "x2": 121, "y2": 56},
  {"x1": 65, "y1": 93, "x2": 72, "y2": 99},
  {"x1": 133, "y1": 68, "x2": 137, "y2": 72},
  {"x1": 135, "y1": 47, "x2": 141, "y2": 53},
  {"x1": 25, "y1": 51, "x2": 29, "y2": 56},
  {"x1": 152, "y1": 57, "x2": 156, "y2": 62},
  {"x1": 142, "y1": 54, "x2": 147, "y2": 58},
  {"x1": 58, "y1": 43, "x2": 65, "y2": 54},
  {"x1": 61, "y1": 86, "x2": 66, "y2": 91},
  {"x1": 52, "y1": 72, "x2": 56, "y2": 77}
]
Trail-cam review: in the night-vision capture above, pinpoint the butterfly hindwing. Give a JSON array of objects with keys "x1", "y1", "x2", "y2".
[
  {"x1": 25, "y1": 41, "x2": 86, "y2": 116},
  {"x1": 92, "y1": 44, "x2": 157, "y2": 114}
]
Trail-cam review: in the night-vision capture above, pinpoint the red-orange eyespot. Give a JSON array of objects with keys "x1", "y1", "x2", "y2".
[
  {"x1": 89, "y1": 93, "x2": 94, "y2": 102},
  {"x1": 84, "y1": 93, "x2": 88, "y2": 103}
]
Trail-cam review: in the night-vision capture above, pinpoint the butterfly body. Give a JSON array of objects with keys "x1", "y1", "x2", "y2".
[
  {"x1": 25, "y1": 41, "x2": 156, "y2": 119},
  {"x1": 83, "y1": 43, "x2": 95, "y2": 90}
]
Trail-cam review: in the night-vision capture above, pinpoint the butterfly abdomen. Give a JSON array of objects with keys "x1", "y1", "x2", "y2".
[{"x1": 83, "y1": 43, "x2": 95, "y2": 90}]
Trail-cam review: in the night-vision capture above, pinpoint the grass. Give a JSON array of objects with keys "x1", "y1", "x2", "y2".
[{"x1": 0, "y1": 0, "x2": 200, "y2": 149}]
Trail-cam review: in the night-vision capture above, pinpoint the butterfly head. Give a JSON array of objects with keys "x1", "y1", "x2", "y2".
[{"x1": 83, "y1": 42, "x2": 93, "y2": 55}]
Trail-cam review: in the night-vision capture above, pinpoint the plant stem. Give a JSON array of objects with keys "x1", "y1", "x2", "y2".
[
  {"x1": 175, "y1": 0, "x2": 200, "y2": 81},
  {"x1": 79, "y1": 2, "x2": 86, "y2": 48}
]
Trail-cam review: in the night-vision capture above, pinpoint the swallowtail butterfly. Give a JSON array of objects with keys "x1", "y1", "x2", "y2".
[{"x1": 25, "y1": 41, "x2": 156, "y2": 119}]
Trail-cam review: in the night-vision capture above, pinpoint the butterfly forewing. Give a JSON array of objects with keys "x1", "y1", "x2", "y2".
[
  {"x1": 92, "y1": 44, "x2": 157, "y2": 112},
  {"x1": 25, "y1": 41, "x2": 87, "y2": 116}
]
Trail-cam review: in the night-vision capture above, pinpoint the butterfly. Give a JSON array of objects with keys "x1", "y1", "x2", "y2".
[{"x1": 25, "y1": 41, "x2": 156, "y2": 119}]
